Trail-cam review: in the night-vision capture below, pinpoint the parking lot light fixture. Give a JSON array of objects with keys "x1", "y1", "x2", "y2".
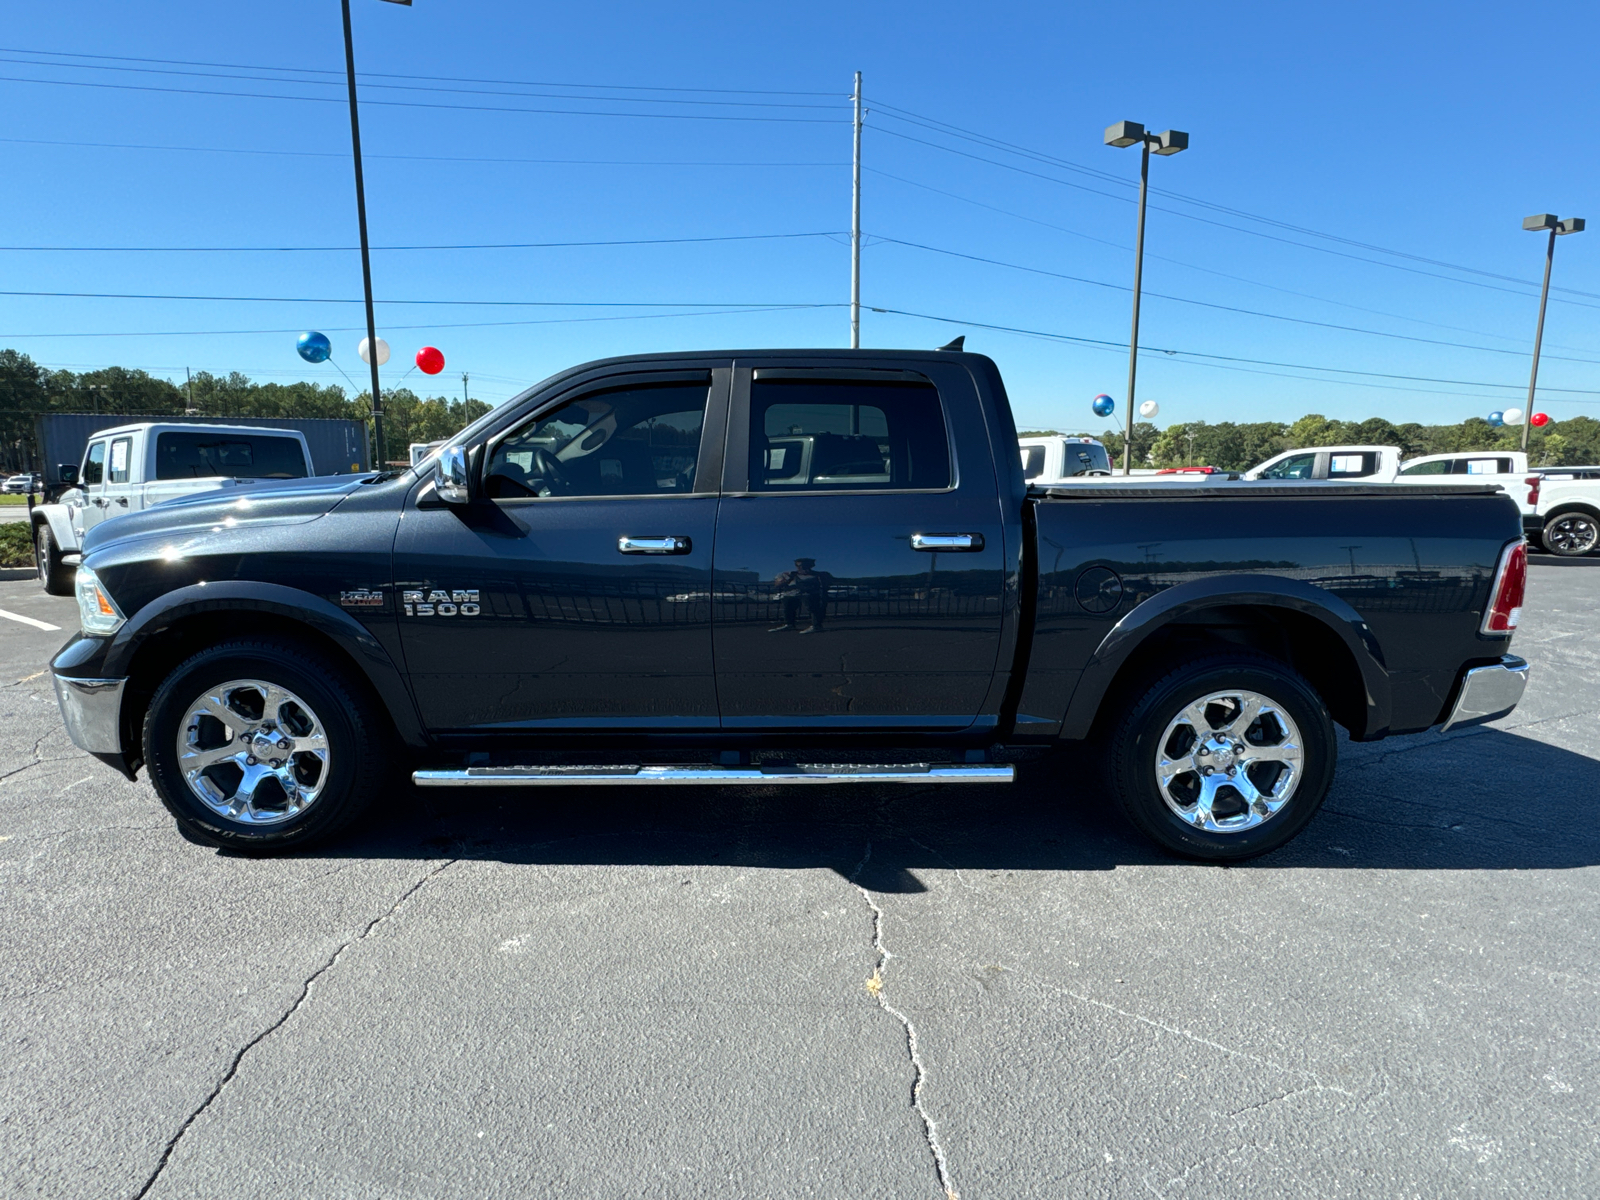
[
  {"x1": 1521, "y1": 211, "x2": 1586, "y2": 451},
  {"x1": 1106, "y1": 121, "x2": 1189, "y2": 474}
]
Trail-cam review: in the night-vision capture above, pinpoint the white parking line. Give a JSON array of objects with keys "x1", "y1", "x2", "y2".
[{"x1": 0, "y1": 608, "x2": 61, "y2": 631}]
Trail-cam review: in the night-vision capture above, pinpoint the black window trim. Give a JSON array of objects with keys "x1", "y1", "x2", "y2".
[
  {"x1": 721, "y1": 364, "x2": 959, "y2": 497},
  {"x1": 480, "y1": 367, "x2": 728, "y2": 504}
]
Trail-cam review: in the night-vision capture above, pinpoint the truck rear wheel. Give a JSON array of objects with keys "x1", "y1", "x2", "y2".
[
  {"x1": 1542, "y1": 510, "x2": 1599, "y2": 557},
  {"x1": 142, "y1": 639, "x2": 391, "y2": 851},
  {"x1": 35, "y1": 524, "x2": 72, "y2": 596},
  {"x1": 1107, "y1": 654, "x2": 1336, "y2": 862}
]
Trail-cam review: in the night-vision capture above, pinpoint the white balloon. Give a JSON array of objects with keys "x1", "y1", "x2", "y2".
[
  {"x1": 1139, "y1": 400, "x2": 1159, "y2": 418},
  {"x1": 358, "y1": 336, "x2": 391, "y2": 366},
  {"x1": 1502, "y1": 407, "x2": 1524, "y2": 426}
]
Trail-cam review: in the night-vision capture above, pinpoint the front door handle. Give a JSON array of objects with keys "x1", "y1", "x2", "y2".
[
  {"x1": 618, "y1": 535, "x2": 692, "y2": 555},
  {"x1": 911, "y1": 533, "x2": 983, "y2": 552}
]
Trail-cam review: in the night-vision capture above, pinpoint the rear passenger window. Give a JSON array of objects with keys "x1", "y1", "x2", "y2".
[
  {"x1": 1329, "y1": 452, "x2": 1378, "y2": 478},
  {"x1": 1462, "y1": 458, "x2": 1511, "y2": 475},
  {"x1": 748, "y1": 377, "x2": 951, "y2": 492},
  {"x1": 1020, "y1": 445, "x2": 1046, "y2": 480},
  {"x1": 108, "y1": 437, "x2": 132, "y2": 484}
]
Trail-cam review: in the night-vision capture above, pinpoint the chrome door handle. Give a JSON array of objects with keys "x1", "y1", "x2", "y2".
[
  {"x1": 116, "y1": 497, "x2": 128, "y2": 506},
  {"x1": 911, "y1": 533, "x2": 982, "y2": 551},
  {"x1": 618, "y1": 535, "x2": 691, "y2": 555}
]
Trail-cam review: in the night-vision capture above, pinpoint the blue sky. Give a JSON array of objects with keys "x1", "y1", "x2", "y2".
[{"x1": 1, "y1": 0, "x2": 1595, "y2": 432}]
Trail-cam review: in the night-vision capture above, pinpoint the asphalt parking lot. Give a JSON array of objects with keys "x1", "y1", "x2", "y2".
[{"x1": 3, "y1": 557, "x2": 1597, "y2": 1199}]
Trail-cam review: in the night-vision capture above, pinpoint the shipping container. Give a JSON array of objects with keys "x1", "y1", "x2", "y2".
[{"x1": 33, "y1": 413, "x2": 369, "y2": 488}]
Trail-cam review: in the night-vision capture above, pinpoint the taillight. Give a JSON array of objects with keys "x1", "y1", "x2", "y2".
[
  {"x1": 1525, "y1": 476, "x2": 1541, "y2": 506},
  {"x1": 1482, "y1": 540, "x2": 1527, "y2": 635}
]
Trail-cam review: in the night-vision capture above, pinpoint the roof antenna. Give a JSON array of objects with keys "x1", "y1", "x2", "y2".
[{"x1": 937, "y1": 335, "x2": 965, "y2": 352}]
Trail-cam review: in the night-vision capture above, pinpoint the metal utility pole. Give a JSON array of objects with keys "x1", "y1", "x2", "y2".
[
  {"x1": 1520, "y1": 213, "x2": 1585, "y2": 451},
  {"x1": 462, "y1": 371, "x2": 469, "y2": 406},
  {"x1": 1105, "y1": 122, "x2": 1188, "y2": 474},
  {"x1": 342, "y1": 0, "x2": 387, "y2": 467},
  {"x1": 850, "y1": 71, "x2": 862, "y2": 350},
  {"x1": 185, "y1": 367, "x2": 195, "y2": 415}
]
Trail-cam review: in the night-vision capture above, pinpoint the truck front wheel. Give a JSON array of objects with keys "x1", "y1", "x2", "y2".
[
  {"x1": 1107, "y1": 654, "x2": 1336, "y2": 862},
  {"x1": 142, "y1": 639, "x2": 391, "y2": 851},
  {"x1": 35, "y1": 524, "x2": 72, "y2": 596}
]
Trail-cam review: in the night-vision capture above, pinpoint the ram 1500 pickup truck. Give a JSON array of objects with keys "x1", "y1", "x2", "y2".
[{"x1": 49, "y1": 349, "x2": 1531, "y2": 862}]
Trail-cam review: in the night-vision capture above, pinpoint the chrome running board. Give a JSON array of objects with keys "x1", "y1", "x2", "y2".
[{"x1": 412, "y1": 762, "x2": 1014, "y2": 788}]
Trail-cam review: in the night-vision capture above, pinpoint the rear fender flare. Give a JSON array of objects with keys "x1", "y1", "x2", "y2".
[
  {"x1": 103, "y1": 581, "x2": 427, "y2": 748},
  {"x1": 1059, "y1": 573, "x2": 1391, "y2": 740}
]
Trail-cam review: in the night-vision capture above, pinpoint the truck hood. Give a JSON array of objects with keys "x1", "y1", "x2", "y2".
[{"x1": 81, "y1": 473, "x2": 376, "y2": 554}]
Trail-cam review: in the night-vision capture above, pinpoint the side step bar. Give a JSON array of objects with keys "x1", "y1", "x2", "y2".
[{"x1": 412, "y1": 763, "x2": 1014, "y2": 788}]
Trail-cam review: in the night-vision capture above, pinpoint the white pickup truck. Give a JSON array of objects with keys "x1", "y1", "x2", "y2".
[
  {"x1": 1017, "y1": 435, "x2": 1113, "y2": 482},
  {"x1": 31, "y1": 422, "x2": 314, "y2": 593}
]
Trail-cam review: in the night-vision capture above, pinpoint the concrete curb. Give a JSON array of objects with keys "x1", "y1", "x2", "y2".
[{"x1": 0, "y1": 567, "x2": 39, "y2": 581}]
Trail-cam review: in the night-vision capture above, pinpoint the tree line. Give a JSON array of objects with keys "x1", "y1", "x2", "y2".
[
  {"x1": 0, "y1": 349, "x2": 492, "y2": 472},
  {"x1": 1041, "y1": 411, "x2": 1600, "y2": 472}
]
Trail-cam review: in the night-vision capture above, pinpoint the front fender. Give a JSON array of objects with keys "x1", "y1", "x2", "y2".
[
  {"x1": 1058, "y1": 573, "x2": 1392, "y2": 740},
  {"x1": 31, "y1": 503, "x2": 79, "y2": 554},
  {"x1": 102, "y1": 581, "x2": 427, "y2": 749}
]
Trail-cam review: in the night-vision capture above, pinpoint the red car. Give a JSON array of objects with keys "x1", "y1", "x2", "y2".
[{"x1": 1156, "y1": 465, "x2": 1223, "y2": 474}]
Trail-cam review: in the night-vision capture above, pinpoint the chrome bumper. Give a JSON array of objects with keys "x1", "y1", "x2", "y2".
[
  {"x1": 52, "y1": 675, "x2": 127, "y2": 755},
  {"x1": 1440, "y1": 656, "x2": 1529, "y2": 733}
]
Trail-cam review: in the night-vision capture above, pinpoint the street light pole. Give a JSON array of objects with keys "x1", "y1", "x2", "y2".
[
  {"x1": 850, "y1": 71, "x2": 862, "y2": 350},
  {"x1": 341, "y1": 0, "x2": 395, "y2": 469},
  {"x1": 1105, "y1": 121, "x2": 1188, "y2": 474},
  {"x1": 1520, "y1": 213, "x2": 1585, "y2": 452}
]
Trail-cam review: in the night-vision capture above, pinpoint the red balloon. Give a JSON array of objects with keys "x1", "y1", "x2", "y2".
[
  {"x1": 1530, "y1": 412, "x2": 1550, "y2": 427},
  {"x1": 415, "y1": 346, "x2": 445, "y2": 375}
]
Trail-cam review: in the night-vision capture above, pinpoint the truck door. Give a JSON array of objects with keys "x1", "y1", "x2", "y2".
[
  {"x1": 393, "y1": 367, "x2": 728, "y2": 733},
  {"x1": 73, "y1": 439, "x2": 109, "y2": 541},
  {"x1": 711, "y1": 362, "x2": 1007, "y2": 731},
  {"x1": 101, "y1": 434, "x2": 135, "y2": 518}
]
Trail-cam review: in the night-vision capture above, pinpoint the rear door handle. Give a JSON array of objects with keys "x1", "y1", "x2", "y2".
[
  {"x1": 618, "y1": 535, "x2": 692, "y2": 555},
  {"x1": 911, "y1": 533, "x2": 982, "y2": 551}
]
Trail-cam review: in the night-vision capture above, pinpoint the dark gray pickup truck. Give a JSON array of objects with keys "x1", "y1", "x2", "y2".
[{"x1": 50, "y1": 348, "x2": 1530, "y2": 861}]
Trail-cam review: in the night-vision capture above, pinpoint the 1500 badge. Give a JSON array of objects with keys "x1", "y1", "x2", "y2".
[{"x1": 404, "y1": 589, "x2": 481, "y2": 616}]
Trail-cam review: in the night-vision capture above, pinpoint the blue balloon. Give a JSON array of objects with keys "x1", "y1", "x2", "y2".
[
  {"x1": 297, "y1": 331, "x2": 332, "y2": 363},
  {"x1": 1092, "y1": 394, "x2": 1115, "y2": 418},
  {"x1": 1487, "y1": 411, "x2": 1504, "y2": 427}
]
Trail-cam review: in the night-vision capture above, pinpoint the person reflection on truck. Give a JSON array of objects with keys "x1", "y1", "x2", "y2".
[{"x1": 769, "y1": 557, "x2": 834, "y2": 634}]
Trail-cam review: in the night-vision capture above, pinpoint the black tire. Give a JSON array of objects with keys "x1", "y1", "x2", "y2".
[
  {"x1": 1107, "y1": 654, "x2": 1336, "y2": 862},
  {"x1": 1541, "y1": 509, "x2": 1600, "y2": 557},
  {"x1": 142, "y1": 639, "x2": 392, "y2": 851},
  {"x1": 35, "y1": 523, "x2": 73, "y2": 596}
]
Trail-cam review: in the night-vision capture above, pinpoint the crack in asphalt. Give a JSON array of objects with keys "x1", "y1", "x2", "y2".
[
  {"x1": 130, "y1": 857, "x2": 457, "y2": 1200},
  {"x1": 848, "y1": 841, "x2": 958, "y2": 1200}
]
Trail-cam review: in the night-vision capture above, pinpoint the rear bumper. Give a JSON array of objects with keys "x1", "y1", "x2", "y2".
[
  {"x1": 52, "y1": 673, "x2": 127, "y2": 755},
  {"x1": 1523, "y1": 515, "x2": 1545, "y2": 537},
  {"x1": 1440, "y1": 655, "x2": 1529, "y2": 733}
]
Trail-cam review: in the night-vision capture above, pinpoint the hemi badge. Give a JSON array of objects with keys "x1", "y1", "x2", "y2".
[{"x1": 339, "y1": 589, "x2": 384, "y2": 608}]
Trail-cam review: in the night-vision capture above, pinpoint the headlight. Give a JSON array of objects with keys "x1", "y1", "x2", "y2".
[{"x1": 75, "y1": 566, "x2": 126, "y2": 636}]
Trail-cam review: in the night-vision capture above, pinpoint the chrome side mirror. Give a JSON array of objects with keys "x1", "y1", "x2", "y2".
[{"x1": 434, "y1": 444, "x2": 470, "y2": 505}]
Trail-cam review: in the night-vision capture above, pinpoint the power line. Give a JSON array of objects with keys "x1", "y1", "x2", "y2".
[
  {"x1": 864, "y1": 166, "x2": 1598, "y2": 355},
  {"x1": 0, "y1": 303, "x2": 846, "y2": 338},
  {"x1": 0, "y1": 231, "x2": 847, "y2": 252},
  {"x1": 0, "y1": 290, "x2": 838, "y2": 307},
  {"x1": 872, "y1": 101, "x2": 1600, "y2": 303},
  {"x1": 870, "y1": 121, "x2": 1600, "y2": 310},
  {"x1": 870, "y1": 306, "x2": 1600, "y2": 397},
  {"x1": 873, "y1": 236, "x2": 1600, "y2": 365},
  {"x1": 0, "y1": 136, "x2": 848, "y2": 168},
  {"x1": 0, "y1": 45, "x2": 839, "y2": 97},
  {"x1": 0, "y1": 72, "x2": 848, "y2": 123}
]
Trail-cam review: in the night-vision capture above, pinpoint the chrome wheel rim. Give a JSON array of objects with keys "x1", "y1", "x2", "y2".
[
  {"x1": 176, "y1": 679, "x2": 331, "y2": 825},
  {"x1": 1548, "y1": 514, "x2": 1598, "y2": 556},
  {"x1": 1155, "y1": 689, "x2": 1304, "y2": 833}
]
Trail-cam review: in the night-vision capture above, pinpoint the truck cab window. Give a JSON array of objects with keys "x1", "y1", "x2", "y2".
[
  {"x1": 1259, "y1": 452, "x2": 1314, "y2": 480},
  {"x1": 485, "y1": 381, "x2": 709, "y2": 499},
  {"x1": 108, "y1": 437, "x2": 132, "y2": 484},
  {"x1": 1021, "y1": 445, "x2": 1046, "y2": 480},
  {"x1": 1328, "y1": 453, "x2": 1378, "y2": 478},
  {"x1": 82, "y1": 441, "x2": 106, "y2": 486},
  {"x1": 155, "y1": 433, "x2": 308, "y2": 480},
  {"x1": 1400, "y1": 459, "x2": 1449, "y2": 475},
  {"x1": 749, "y1": 378, "x2": 951, "y2": 492}
]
